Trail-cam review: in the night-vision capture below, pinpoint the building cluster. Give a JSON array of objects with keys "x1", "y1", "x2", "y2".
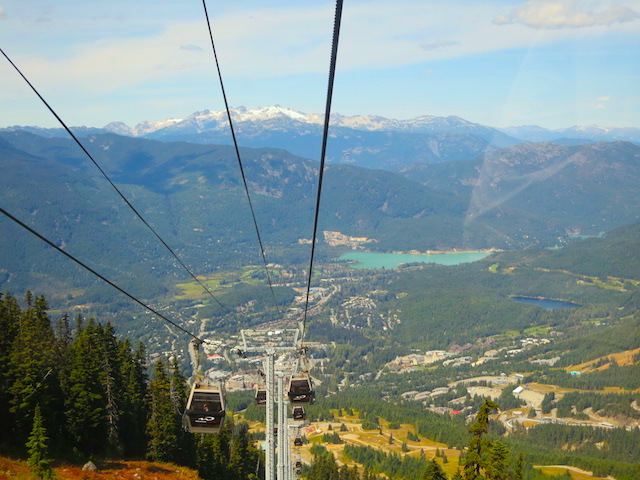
[
  {"x1": 388, "y1": 350, "x2": 456, "y2": 371},
  {"x1": 400, "y1": 386, "x2": 451, "y2": 403},
  {"x1": 323, "y1": 230, "x2": 377, "y2": 248}
]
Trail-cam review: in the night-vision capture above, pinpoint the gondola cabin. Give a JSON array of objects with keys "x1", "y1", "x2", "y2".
[
  {"x1": 292, "y1": 406, "x2": 306, "y2": 420},
  {"x1": 294, "y1": 437, "x2": 303, "y2": 447},
  {"x1": 288, "y1": 374, "x2": 314, "y2": 406},
  {"x1": 255, "y1": 388, "x2": 267, "y2": 406},
  {"x1": 183, "y1": 383, "x2": 226, "y2": 434}
]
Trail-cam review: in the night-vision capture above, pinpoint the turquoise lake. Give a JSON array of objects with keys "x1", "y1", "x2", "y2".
[{"x1": 338, "y1": 251, "x2": 492, "y2": 269}]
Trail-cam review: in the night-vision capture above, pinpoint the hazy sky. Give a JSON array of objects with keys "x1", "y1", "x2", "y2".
[{"x1": 1, "y1": 0, "x2": 639, "y2": 129}]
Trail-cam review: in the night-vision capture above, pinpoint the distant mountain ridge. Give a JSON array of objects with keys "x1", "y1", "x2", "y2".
[
  {"x1": 500, "y1": 124, "x2": 640, "y2": 144},
  {"x1": 2, "y1": 106, "x2": 639, "y2": 171},
  {"x1": 103, "y1": 105, "x2": 506, "y2": 138}
]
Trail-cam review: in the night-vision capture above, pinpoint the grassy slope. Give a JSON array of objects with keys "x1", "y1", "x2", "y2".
[{"x1": 0, "y1": 457, "x2": 200, "y2": 480}]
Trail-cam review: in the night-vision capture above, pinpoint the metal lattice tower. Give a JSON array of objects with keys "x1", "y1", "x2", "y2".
[{"x1": 241, "y1": 329, "x2": 300, "y2": 480}]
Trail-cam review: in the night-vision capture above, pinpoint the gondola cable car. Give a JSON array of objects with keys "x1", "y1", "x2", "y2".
[
  {"x1": 183, "y1": 339, "x2": 227, "y2": 434},
  {"x1": 255, "y1": 368, "x2": 267, "y2": 406},
  {"x1": 292, "y1": 406, "x2": 306, "y2": 420},
  {"x1": 288, "y1": 349, "x2": 315, "y2": 406}
]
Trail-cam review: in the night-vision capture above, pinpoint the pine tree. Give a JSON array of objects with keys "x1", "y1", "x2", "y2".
[
  {"x1": 169, "y1": 357, "x2": 194, "y2": 466},
  {"x1": 463, "y1": 399, "x2": 499, "y2": 480},
  {"x1": 64, "y1": 319, "x2": 107, "y2": 453},
  {"x1": 27, "y1": 405, "x2": 54, "y2": 480},
  {"x1": 147, "y1": 359, "x2": 180, "y2": 462},
  {"x1": 229, "y1": 422, "x2": 257, "y2": 479},
  {"x1": 485, "y1": 441, "x2": 509, "y2": 480},
  {"x1": 99, "y1": 323, "x2": 123, "y2": 455},
  {"x1": 0, "y1": 292, "x2": 21, "y2": 445},
  {"x1": 118, "y1": 339, "x2": 148, "y2": 457},
  {"x1": 9, "y1": 294, "x2": 61, "y2": 443},
  {"x1": 424, "y1": 459, "x2": 447, "y2": 480},
  {"x1": 512, "y1": 453, "x2": 524, "y2": 480}
]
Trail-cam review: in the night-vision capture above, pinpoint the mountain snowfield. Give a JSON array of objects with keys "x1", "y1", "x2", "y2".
[
  {"x1": 3, "y1": 106, "x2": 638, "y2": 172},
  {"x1": 102, "y1": 105, "x2": 640, "y2": 143},
  {"x1": 104, "y1": 105, "x2": 492, "y2": 137}
]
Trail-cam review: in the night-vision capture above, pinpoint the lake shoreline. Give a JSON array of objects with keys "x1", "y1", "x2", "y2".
[
  {"x1": 388, "y1": 247, "x2": 501, "y2": 256},
  {"x1": 338, "y1": 250, "x2": 495, "y2": 269}
]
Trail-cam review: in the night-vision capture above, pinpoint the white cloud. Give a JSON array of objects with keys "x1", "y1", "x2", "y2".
[
  {"x1": 179, "y1": 44, "x2": 203, "y2": 52},
  {"x1": 593, "y1": 95, "x2": 611, "y2": 107},
  {"x1": 0, "y1": 7, "x2": 6, "y2": 19},
  {"x1": 2, "y1": 1, "x2": 639, "y2": 100},
  {"x1": 494, "y1": 0, "x2": 640, "y2": 29},
  {"x1": 421, "y1": 40, "x2": 459, "y2": 51}
]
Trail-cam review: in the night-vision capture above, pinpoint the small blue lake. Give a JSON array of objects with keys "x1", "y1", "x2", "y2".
[{"x1": 510, "y1": 296, "x2": 581, "y2": 311}]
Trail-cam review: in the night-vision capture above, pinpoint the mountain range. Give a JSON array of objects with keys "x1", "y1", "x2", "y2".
[{"x1": 3, "y1": 106, "x2": 638, "y2": 172}]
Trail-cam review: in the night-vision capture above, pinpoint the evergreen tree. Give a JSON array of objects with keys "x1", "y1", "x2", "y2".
[
  {"x1": 118, "y1": 339, "x2": 148, "y2": 457},
  {"x1": 541, "y1": 393, "x2": 555, "y2": 414},
  {"x1": 147, "y1": 359, "x2": 180, "y2": 462},
  {"x1": 26, "y1": 405, "x2": 54, "y2": 480},
  {"x1": 64, "y1": 319, "x2": 107, "y2": 454},
  {"x1": 9, "y1": 294, "x2": 61, "y2": 443},
  {"x1": 196, "y1": 434, "x2": 226, "y2": 480},
  {"x1": 463, "y1": 399, "x2": 499, "y2": 480},
  {"x1": 511, "y1": 453, "x2": 523, "y2": 480},
  {"x1": 424, "y1": 459, "x2": 447, "y2": 480},
  {"x1": 229, "y1": 422, "x2": 258, "y2": 479},
  {"x1": 0, "y1": 292, "x2": 21, "y2": 444},
  {"x1": 99, "y1": 323, "x2": 123, "y2": 455},
  {"x1": 485, "y1": 441, "x2": 509, "y2": 480},
  {"x1": 169, "y1": 357, "x2": 194, "y2": 466}
]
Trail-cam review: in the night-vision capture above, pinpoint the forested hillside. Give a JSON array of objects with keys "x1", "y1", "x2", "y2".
[
  {"x1": 2, "y1": 131, "x2": 640, "y2": 302},
  {"x1": 0, "y1": 291, "x2": 260, "y2": 480}
]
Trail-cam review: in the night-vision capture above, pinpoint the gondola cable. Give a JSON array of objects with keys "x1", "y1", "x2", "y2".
[
  {"x1": 201, "y1": 0, "x2": 281, "y2": 315},
  {"x1": 0, "y1": 47, "x2": 229, "y2": 314},
  {"x1": 0, "y1": 206, "x2": 208, "y2": 344},
  {"x1": 300, "y1": 0, "x2": 344, "y2": 346}
]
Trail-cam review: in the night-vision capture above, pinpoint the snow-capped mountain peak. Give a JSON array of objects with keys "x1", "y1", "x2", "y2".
[{"x1": 102, "y1": 106, "x2": 498, "y2": 138}]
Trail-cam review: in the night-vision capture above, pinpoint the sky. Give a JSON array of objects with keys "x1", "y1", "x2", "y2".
[{"x1": 1, "y1": 0, "x2": 639, "y2": 129}]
